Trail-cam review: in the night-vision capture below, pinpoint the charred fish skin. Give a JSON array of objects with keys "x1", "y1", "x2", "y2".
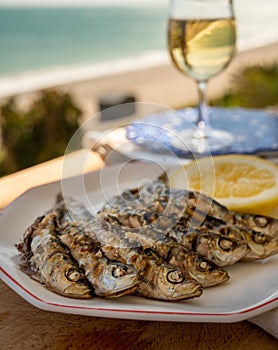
[
  {"x1": 167, "y1": 246, "x2": 229, "y2": 287},
  {"x1": 134, "y1": 249, "x2": 202, "y2": 301},
  {"x1": 101, "y1": 189, "x2": 140, "y2": 214},
  {"x1": 231, "y1": 213, "x2": 278, "y2": 239},
  {"x1": 53, "y1": 198, "x2": 203, "y2": 302},
  {"x1": 137, "y1": 186, "x2": 278, "y2": 262},
  {"x1": 54, "y1": 193, "x2": 95, "y2": 228},
  {"x1": 99, "y1": 211, "x2": 230, "y2": 288},
  {"x1": 16, "y1": 214, "x2": 92, "y2": 299},
  {"x1": 171, "y1": 217, "x2": 278, "y2": 262},
  {"x1": 100, "y1": 181, "x2": 187, "y2": 227},
  {"x1": 99, "y1": 182, "x2": 228, "y2": 239},
  {"x1": 101, "y1": 183, "x2": 278, "y2": 263},
  {"x1": 113, "y1": 213, "x2": 246, "y2": 268},
  {"x1": 98, "y1": 211, "x2": 178, "y2": 260},
  {"x1": 77, "y1": 221, "x2": 203, "y2": 301},
  {"x1": 216, "y1": 225, "x2": 278, "y2": 261},
  {"x1": 54, "y1": 200, "x2": 141, "y2": 298},
  {"x1": 184, "y1": 196, "x2": 278, "y2": 241},
  {"x1": 135, "y1": 181, "x2": 230, "y2": 224},
  {"x1": 102, "y1": 244, "x2": 203, "y2": 301},
  {"x1": 189, "y1": 231, "x2": 249, "y2": 267},
  {"x1": 101, "y1": 181, "x2": 278, "y2": 245},
  {"x1": 59, "y1": 226, "x2": 139, "y2": 298}
]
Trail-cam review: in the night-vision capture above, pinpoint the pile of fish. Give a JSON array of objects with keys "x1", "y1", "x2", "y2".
[{"x1": 16, "y1": 178, "x2": 278, "y2": 301}]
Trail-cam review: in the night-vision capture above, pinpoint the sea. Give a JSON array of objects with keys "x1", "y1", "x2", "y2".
[{"x1": 0, "y1": 1, "x2": 278, "y2": 97}]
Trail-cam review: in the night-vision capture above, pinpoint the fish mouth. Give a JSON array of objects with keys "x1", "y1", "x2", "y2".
[
  {"x1": 219, "y1": 270, "x2": 230, "y2": 283},
  {"x1": 176, "y1": 284, "x2": 203, "y2": 300},
  {"x1": 199, "y1": 270, "x2": 230, "y2": 288},
  {"x1": 166, "y1": 284, "x2": 203, "y2": 301},
  {"x1": 62, "y1": 284, "x2": 92, "y2": 299},
  {"x1": 173, "y1": 279, "x2": 203, "y2": 300},
  {"x1": 190, "y1": 284, "x2": 203, "y2": 298},
  {"x1": 99, "y1": 283, "x2": 139, "y2": 298},
  {"x1": 213, "y1": 246, "x2": 247, "y2": 266}
]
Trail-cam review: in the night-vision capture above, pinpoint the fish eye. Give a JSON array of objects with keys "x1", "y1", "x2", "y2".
[
  {"x1": 66, "y1": 268, "x2": 81, "y2": 282},
  {"x1": 112, "y1": 265, "x2": 128, "y2": 278},
  {"x1": 253, "y1": 232, "x2": 267, "y2": 244},
  {"x1": 167, "y1": 270, "x2": 184, "y2": 284},
  {"x1": 218, "y1": 237, "x2": 234, "y2": 251},
  {"x1": 197, "y1": 260, "x2": 210, "y2": 272},
  {"x1": 254, "y1": 216, "x2": 269, "y2": 228}
]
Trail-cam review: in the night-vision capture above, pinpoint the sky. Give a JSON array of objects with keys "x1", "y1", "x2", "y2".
[{"x1": 0, "y1": 0, "x2": 168, "y2": 7}]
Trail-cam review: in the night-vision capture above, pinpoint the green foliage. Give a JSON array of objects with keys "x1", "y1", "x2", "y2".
[
  {"x1": 211, "y1": 64, "x2": 278, "y2": 108},
  {"x1": 0, "y1": 65, "x2": 277, "y2": 177},
  {"x1": 0, "y1": 90, "x2": 82, "y2": 176}
]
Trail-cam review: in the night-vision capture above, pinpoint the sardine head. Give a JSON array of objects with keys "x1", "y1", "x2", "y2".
[
  {"x1": 155, "y1": 266, "x2": 202, "y2": 301},
  {"x1": 48, "y1": 258, "x2": 92, "y2": 299},
  {"x1": 184, "y1": 251, "x2": 230, "y2": 287},
  {"x1": 90, "y1": 262, "x2": 139, "y2": 298},
  {"x1": 193, "y1": 233, "x2": 248, "y2": 267},
  {"x1": 168, "y1": 246, "x2": 229, "y2": 288},
  {"x1": 242, "y1": 231, "x2": 278, "y2": 260},
  {"x1": 236, "y1": 214, "x2": 278, "y2": 238}
]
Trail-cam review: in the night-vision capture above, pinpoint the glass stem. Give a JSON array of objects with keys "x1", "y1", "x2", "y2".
[{"x1": 197, "y1": 81, "x2": 211, "y2": 130}]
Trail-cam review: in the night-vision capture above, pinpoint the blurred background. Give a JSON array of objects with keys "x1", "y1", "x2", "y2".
[{"x1": 0, "y1": 0, "x2": 277, "y2": 176}]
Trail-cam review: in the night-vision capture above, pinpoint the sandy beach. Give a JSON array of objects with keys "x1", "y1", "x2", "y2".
[{"x1": 1, "y1": 41, "x2": 278, "y2": 123}]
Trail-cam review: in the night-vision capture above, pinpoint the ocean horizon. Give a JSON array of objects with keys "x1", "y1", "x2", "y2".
[{"x1": 0, "y1": 2, "x2": 277, "y2": 98}]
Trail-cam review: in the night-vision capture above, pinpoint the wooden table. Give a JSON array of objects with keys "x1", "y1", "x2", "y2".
[{"x1": 0, "y1": 150, "x2": 277, "y2": 350}]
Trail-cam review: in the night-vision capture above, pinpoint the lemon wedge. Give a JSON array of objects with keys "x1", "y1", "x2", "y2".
[{"x1": 170, "y1": 155, "x2": 278, "y2": 215}]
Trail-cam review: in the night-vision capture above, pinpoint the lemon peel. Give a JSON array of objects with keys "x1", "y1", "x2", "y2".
[{"x1": 170, "y1": 155, "x2": 278, "y2": 215}]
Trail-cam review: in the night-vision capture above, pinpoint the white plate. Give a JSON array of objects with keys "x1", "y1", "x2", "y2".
[{"x1": 0, "y1": 162, "x2": 277, "y2": 322}]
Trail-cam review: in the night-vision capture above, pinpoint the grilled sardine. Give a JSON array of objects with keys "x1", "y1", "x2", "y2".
[
  {"x1": 59, "y1": 224, "x2": 139, "y2": 298},
  {"x1": 16, "y1": 214, "x2": 92, "y2": 299}
]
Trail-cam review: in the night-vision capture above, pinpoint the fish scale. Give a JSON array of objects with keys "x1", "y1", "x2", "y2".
[
  {"x1": 83, "y1": 220, "x2": 203, "y2": 301},
  {"x1": 60, "y1": 195, "x2": 229, "y2": 288},
  {"x1": 16, "y1": 214, "x2": 92, "y2": 299},
  {"x1": 54, "y1": 195, "x2": 203, "y2": 301},
  {"x1": 99, "y1": 209, "x2": 247, "y2": 267},
  {"x1": 100, "y1": 180, "x2": 278, "y2": 262},
  {"x1": 98, "y1": 212, "x2": 230, "y2": 287},
  {"x1": 59, "y1": 225, "x2": 139, "y2": 298},
  {"x1": 17, "y1": 178, "x2": 278, "y2": 301}
]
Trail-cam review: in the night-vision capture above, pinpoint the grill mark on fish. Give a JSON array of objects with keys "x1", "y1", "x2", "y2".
[
  {"x1": 16, "y1": 178, "x2": 278, "y2": 301},
  {"x1": 100, "y1": 181, "x2": 278, "y2": 263},
  {"x1": 16, "y1": 214, "x2": 92, "y2": 299},
  {"x1": 83, "y1": 221, "x2": 203, "y2": 301},
  {"x1": 99, "y1": 209, "x2": 247, "y2": 267},
  {"x1": 216, "y1": 225, "x2": 278, "y2": 261},
  {"x1": 53, "y1": 196, "x2": 202, "y2": 300},
  {"x1": 98, "y1": 211, "x2": 229, "y2": 287},
  {"x1": 59, "y1": 224, "x2": 140, "y2": 298}
]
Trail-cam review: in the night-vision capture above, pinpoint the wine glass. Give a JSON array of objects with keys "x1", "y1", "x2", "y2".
[{"x1": 168, "y1": 0, "x2": 236, "y2": 153}]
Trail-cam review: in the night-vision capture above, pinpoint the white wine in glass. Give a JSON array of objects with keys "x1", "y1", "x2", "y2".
[{"x1": 168, "y1": 0, "x2": 236, "y2": 153}]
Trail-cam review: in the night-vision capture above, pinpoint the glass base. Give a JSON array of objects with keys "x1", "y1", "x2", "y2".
[{"x1": 172, "y1": 127, "x2": 234, "y2": 154}]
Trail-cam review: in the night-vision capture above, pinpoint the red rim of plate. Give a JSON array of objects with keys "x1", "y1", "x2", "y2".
[{"x1": 1, "y1": 266, "x2": 277, "y2": 318}]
